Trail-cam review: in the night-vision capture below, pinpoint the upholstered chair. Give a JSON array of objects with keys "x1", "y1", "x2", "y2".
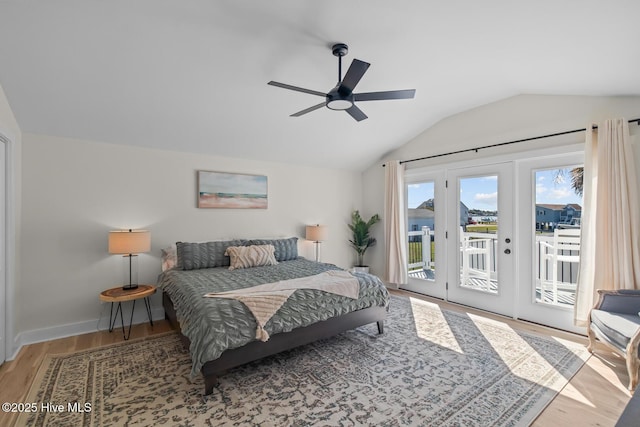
[{"x1": 587, "y1": 289, "x2": 640, "y2": 391}]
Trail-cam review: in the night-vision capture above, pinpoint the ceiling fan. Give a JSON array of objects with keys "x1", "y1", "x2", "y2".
[{"x1": 268, "y1": 43, "x2": 416, "y2": 122}]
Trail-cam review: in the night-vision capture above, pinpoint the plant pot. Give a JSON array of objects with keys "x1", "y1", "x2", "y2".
[{"x1": 351, "y1": 266, "x2": 370, "y2": 274}]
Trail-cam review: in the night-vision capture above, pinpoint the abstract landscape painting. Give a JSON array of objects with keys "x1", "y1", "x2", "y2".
[{"x1": 197, "y1": 171, "x2": 268, "y2": 209}]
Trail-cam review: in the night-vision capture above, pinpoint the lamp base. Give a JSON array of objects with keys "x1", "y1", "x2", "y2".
[{"x1": 122, "y1": 254, "x2": 140, "y2": 291}]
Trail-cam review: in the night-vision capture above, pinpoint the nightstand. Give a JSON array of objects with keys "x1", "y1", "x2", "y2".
[{"x1": 99, "y1": 284, "x2": 156, "y2": 340}]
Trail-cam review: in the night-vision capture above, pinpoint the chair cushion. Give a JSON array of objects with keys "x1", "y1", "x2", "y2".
[
  {"x1": 591, "y1": 309, "x2": 640, "y2": 352},
  {"x1": 599, "y1": 290, "x2": 640, "y2": 314}
]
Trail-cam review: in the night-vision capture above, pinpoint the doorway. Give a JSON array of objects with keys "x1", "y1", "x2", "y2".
[
  {"x1": 402, "y1": 147, "x2": 584, "y2": 333},
  {"x1": 0, "y1": 137, "x2": 6, "y2": 364}
]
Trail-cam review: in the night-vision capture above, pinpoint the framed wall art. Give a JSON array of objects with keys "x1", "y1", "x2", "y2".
[{"x1": 197, "y1": 170, "x2": 268, "y2": 209}]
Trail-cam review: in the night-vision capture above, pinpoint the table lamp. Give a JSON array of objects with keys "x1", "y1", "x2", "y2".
[
  {"x1": 109, "y1": 229, "x2": 151, "y2": 290},
  {"x1": 306, "y1": 224, "x2": 327, "y2": 262}
]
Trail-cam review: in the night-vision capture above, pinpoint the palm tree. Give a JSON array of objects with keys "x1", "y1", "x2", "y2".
[
  {"x1": 553, "y1": 167, "x2": 584, "y2": 197},
  {"x1": 570, "y1": 167, "x2": 583, "y2": 197}
]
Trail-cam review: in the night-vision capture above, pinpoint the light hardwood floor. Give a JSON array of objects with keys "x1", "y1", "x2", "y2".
[
  {"x1": 0, "y1": 291, "x2": 632, "y2": 427},
  {"x1": 0, "y1": 321, "x2": 175, "y2": 427}
]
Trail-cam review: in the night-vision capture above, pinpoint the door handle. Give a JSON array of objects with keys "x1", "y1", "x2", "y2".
[{"x1": 504, "y1": 249, "x2": 511, "y2": 254}]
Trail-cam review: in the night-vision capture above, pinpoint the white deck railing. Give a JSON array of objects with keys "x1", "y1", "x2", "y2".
[
  {"x1": 407, "y1": 228, "x2": 579, "y2": 305},
  {"x1": 408, "y1": 227, "x2": 434, "y2": 270}
]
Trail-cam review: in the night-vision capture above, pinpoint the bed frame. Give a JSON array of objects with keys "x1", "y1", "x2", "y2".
[{"x1": 163, "y1": 292, "x2": 387, "y2": 395}]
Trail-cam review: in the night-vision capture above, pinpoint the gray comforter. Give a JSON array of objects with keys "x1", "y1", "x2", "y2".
[{"x1": 157, "y1": 257, "x2": 389, "y2": 375}]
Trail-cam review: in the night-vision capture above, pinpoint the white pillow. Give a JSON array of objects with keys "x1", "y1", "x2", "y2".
[{"x1": 225, "y1": 245, "x2": 278, "y2": 271}]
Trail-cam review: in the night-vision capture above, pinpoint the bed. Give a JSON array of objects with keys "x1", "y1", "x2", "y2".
[{"x1": 157, "y1": 238, "x2": 389, "y2": 395}]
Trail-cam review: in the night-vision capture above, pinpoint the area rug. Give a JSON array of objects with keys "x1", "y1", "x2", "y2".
[{"x1": 18, "y1": 295, "x2": 589, "y2": 426}]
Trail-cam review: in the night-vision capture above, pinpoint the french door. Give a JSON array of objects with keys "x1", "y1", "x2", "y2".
[
  {"x1": 402, "y1": 147, "x2": 583, "y2": 333},
  {"x1": 403, "y1": 162, "x2": 515, "y2": 316},
  {"x1": 516, "y1": 152, "x2": 584, "y2": 334},
  {"x1": 446, "y1": 163, "x2": 515, "y2": 317}
]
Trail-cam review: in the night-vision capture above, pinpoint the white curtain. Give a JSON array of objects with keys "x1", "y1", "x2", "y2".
[
  {"x1": 574, "y1": 118, "x2": 640, "y2": 326},
  {"x1": 384, "y1": 160, "x2": 408, "y2": 285}
]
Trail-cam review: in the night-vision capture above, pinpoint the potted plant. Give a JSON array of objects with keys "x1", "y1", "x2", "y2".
[{"x1": 348, "y1": 210, "x2": 380, "y2": 273}]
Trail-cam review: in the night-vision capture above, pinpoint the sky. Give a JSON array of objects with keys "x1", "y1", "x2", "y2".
[
  {"x1": 535, "y1": 168, "x2": 583, "y2": 206},
  {"x1": 407, "y1": 167, "x2": 583, "y2": 211},
  {"x1": 199, "y1": 171, "x2": 267, "y2": 195}
]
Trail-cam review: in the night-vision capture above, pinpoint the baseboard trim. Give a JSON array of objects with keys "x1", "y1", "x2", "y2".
[{"x1": 10, "y1": 306, "x2": 165, "y2": 361}]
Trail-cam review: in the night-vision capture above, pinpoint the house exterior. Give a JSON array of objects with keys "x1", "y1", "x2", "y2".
[
  {"x1": 408, "y1": 200, "x2": 469, "y2": 233},
  {"x1": 408, "y1": 207, "x2": 435, "y2": 232},
  {"x1": 536, "y1": 203, "x2": 582, "y2": 230}
]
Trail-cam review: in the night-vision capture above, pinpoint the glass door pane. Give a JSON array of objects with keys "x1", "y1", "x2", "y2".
[
  {"x1": 403, "y1": 169, "x2": 446, "y2": 299},
  {"x1": 534, "y1": 166, "x2": 583, "y2": 307},
  {"x1": 407, "y1": 181, "x2": 436, "y2": 281},
  {"x1": 459, "y1": 175, "x2": 498, "y2": 293}
]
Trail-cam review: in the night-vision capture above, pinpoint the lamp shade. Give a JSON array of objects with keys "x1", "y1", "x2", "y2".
[
  {"x1": 108, "y1": 230, "x2": 151, "y2": 254},
  {"x1": 306, "y1": 224, "x2": 327, "y2": 242}
]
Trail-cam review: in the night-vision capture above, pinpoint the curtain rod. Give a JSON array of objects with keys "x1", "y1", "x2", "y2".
[{"x1": 382, "y1": 117, "x2": 640, "y2": 167}]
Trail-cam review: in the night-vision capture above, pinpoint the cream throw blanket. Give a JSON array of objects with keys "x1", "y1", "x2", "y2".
[{"x1": 204, "y1": 270, "x2": 360, "y2": 341}]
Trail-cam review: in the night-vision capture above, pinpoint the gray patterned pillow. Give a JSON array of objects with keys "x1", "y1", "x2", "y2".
[
  {"x1": 248, "y1": 237, "x2": 298, "y2": 261},
  {"x1": 176, "y1": 240, "x2": 246, "y2": 270}
]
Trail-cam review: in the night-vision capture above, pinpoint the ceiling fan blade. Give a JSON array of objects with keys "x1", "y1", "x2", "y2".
[
  {"x1": 346, "y1": 104, "x2": 368, "y2": 122},
  {"x1": 354, "y1": 89, "x2": 416, "y2": 101},
  {"x1": 339, "y1": 59, "x2": 370, "y2": 93},
  {"x1": 268, "y1": 81, "x2": 326, "y2": 97},
  {"x1": 290, "y1": 102, "x2": 325, "y2": 117}
]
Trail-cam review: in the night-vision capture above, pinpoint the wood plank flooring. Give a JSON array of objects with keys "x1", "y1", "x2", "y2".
[
  {"x1": 0, "y1": 321, "x2": 175, "y2": 427},
  {"x1": 0, "y1": 291, "x2": 632, "y2": 426}
]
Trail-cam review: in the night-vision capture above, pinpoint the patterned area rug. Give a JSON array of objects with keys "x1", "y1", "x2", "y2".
[{"x1": 19, "y1": 295, "x2": 589, "y2": 426}]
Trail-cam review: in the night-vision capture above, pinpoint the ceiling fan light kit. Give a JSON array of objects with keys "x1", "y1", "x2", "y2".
[
  {"x1": 268, "y1": 43, "x2": 416, "y2": 121},
  {"x1": 326, "y1": 91, "x2": 353, "y2": 111}
]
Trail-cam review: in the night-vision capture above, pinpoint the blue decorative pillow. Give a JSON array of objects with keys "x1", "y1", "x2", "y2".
[
  {"x1": 176, "y1": 240, "x2": 246, "y2": 270},
  {"x1": 247, "y1": 237, "x2": 298, "y2": 261}
]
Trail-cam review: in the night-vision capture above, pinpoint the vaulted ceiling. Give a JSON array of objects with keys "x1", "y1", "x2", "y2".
[{"x1": 1, "y1": 1, "x2": 639, "y2": 170}]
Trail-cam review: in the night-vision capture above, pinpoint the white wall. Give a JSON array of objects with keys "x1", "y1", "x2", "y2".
[
  {"x1": 362, "y1": 95, "x2": 640, "y2": 279},
  {"x1": 17, "y1": 134, "x2": 362, "y2": 343}
]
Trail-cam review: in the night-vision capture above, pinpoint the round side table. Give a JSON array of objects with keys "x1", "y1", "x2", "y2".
[{"x1": 99, "y1": 284, "x2": 156, "y2": 340}]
